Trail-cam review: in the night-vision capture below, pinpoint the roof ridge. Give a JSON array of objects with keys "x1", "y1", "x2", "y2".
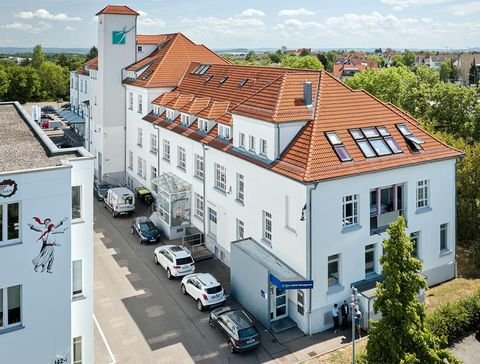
[{"x1": 272, "y1": 74, "x2": 288, "y2": 121}]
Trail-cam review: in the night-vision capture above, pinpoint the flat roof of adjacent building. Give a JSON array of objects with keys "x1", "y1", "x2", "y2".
[{"x1": 0, "y1": 103, "x2": 82, "y2": 174}]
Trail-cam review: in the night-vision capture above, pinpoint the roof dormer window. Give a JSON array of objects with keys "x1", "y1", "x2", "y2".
[
  {"x1": 181, "y1": 114, "x2": 190, "y2": 126},
  {"x1": 198, "y1": 119, "x2": 208, "y2": 133},
  {"x1": 166, "y1": 109, "x2": 175, "y2": 121},
  {"x1": 218, "y1": 124, "x2": 231, "y2": 140}
]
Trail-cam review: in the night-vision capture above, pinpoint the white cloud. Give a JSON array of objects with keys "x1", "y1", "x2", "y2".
[
  {"x1": 65, "y1": 26, "x2": 75, "y2": 31},
  {"x1": 1, "y1": 21, "x2": 52, "y2": 33},
  {"x1": 15, "y1": 9, "x2": 81, "y2": 21},
  {"x1": 381, "y1": 0, "x2": 452, "y2": 10},
  {"x1": 240, "y1": 9, "x2": 265, "y2": 17},
  {"x1": 138, "y1": 17, "x2": 166, "y2": 28},
  {"x1": 275, "y1": 19, "x2": 324, "y2": 31},
  {"x1": 278, "y1": 8, "x2": 315, "y2": 16},
  {"x1": 449, "y1": 1, "x2": 480, "y2": 16}
]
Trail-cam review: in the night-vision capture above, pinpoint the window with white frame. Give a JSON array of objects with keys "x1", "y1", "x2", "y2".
[
  {"x1": 73, "y1": 336, "x2": 82, "y2": 364},
  {"x1": 150, "y1": 133, "x2": 157, "y2": 153},
  {"x1": 440, "y1": 223, "x2": 448, "y2": 251},
  {"x1": 410, "y1": 231, "x2": 420, "y2": 258},
  {"x1": 342, "y1": 194, "x2": 358, "y2": 227},
  {"x1": 214, "y1": 163, "x2": 227, "y2": 192},
  {"x1": 249, "y1": 135, "x2": 256, "y2": 152},
  {"x1": 328, "y1": 254, "x2": 340, "y2": 287},
  {"x1": 137, "y1": 128, "x2": 143, "y2": 147},
  {"x1": 72, "y1": 186, "x2": 82, "y2": 220},
  {"x1": 166, "y1": 109, "x2": 175, "y2": 121},
  {"x1": 181, "y1": 114, "x2": 190, "y2": 126},
  {"x1": 239, "y1": 132, "x2": 245, "y2": 148},
  {"x1": 0, "y1": 284, "x2": 22, "y2": 330},
  {"x1": 236, "y1": 219, "x2": 245, "y2": 239},
  {"x1": 199, "y1": 119, "x2": 208, "y2": 132},
  {"x1": 137, "y1": 94, "x2": 143, "y2": 114},
  {"x1": 194, "y1": 154, "x2": 204, "y2": 179},
  {"x1": 128, "y1": 150, "x2": 133, "y2": 170},
  {"x1": 236, "y1": 173, "x2": 244, "y2": 203},
  {"x1": 84, "y1": 80, "x2": 87, "y2": 93},
  {"x1": 219, "y1": 125, "x2": 231, "y2": 140},
  {"x1": 163, "y1": 140, "x2": 170, "y2": 161},
  {"x1": 137, "y1": 157, "x2": 146, "y2": 178},
  {"x1": 72, "y1": 260, "x2": 83, "y2": 297},
  {"x1": 263, "y1": 210, "x2": 272, "y2": 242},
  {"x1": 195, "y1": 193, "x2": 204, "y2": 218},
  {"x1": 177, "y1": 146, "x2": 186, "y2": 170},
  {"x1": 365, "y1": 244, "x2": 375, "y2": 275},
  {"x1": 416, "y1": 180, "x2": 429, "y2": 209},
  {"x1": 260, "y1": 138, "x2": 267, "y2": 156},
  {"x1": 0, "y1": 202, "x2": 20, "y2": 244}
]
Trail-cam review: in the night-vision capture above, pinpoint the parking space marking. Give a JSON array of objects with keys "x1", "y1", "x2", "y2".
[{"x1": 94, "y1": 313, "x2": 117, "y2": 364}]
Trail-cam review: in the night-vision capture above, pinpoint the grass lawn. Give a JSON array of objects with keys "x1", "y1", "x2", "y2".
[{"x1": 304, "y1": 241, "x2": 480, "y2": 363}]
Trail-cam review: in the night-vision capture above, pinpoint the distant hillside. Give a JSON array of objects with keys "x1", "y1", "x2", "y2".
[{"x1": 0, "y1": 47, "x2": 89, "y2": 55}]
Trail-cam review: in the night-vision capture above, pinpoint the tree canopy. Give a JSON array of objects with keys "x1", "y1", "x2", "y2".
[{"x1": 31, "y1": 44, "x2": 45, "y2": 69}]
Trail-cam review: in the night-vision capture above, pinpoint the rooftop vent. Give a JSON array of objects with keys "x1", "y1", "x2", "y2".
[
  {"x1": 303, "y1": 81, "x2": 313, "y2": 107},
  {"x1": 219, "y1": 76, "x2": 228, "y2": 84}
]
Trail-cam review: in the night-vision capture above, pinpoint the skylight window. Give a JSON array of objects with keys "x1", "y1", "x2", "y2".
[
  {"x1": 198, "y1": 65, "x2": 210, "y2": 75},
  {"x1": 239, "y1": 79, "x2": 248, "y2": 87},
  {"x1": 350, "y1": 126, "x2": 402, "y2": 158},
  {"x1": 396, "y1": 123, "x2": 424, "y2": 152},
  {"x1": 369, "y1": 139, "x2": 392, "y2": 156},
  {"x1": 350, "y1": 129, "x2": 364, "y2": 140},
  {"x1": 325, "y1": 131, "x2": 352, "y2": 162},
  {"x1": 361, "y1": 127, "x2": 379, "y2": 138},
  {"x1": 219, "y1": 76, "x2": 228, "y2": 84},
  {"x1": 376, "y1": 126, "x2": 390, "y2": 136},
  {"x1": 357, "y1": 140, "x2": 376, "y2": 158},
  {"x1": 397, "y1": 124, "x2": 412, "y2": 136},
  {"x1": 384, "y1": 137, "x2": 402, "y2": 154},
  {"x1": 190, "y1": 65, "x2": 202, "y2": 74}
]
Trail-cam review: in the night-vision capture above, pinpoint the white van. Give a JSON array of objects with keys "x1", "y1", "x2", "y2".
[{"x1": 104, "y1": 187, "x2": 135, "y2": 217}]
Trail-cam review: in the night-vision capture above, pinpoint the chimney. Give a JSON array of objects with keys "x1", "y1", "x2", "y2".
[{"x1": 303, "y1": 81, "x2": 312, "y2": 107}]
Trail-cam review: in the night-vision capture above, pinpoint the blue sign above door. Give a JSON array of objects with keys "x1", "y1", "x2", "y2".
[{"x1": 270, "y1": 274, "x2": 314, "y2": 290}]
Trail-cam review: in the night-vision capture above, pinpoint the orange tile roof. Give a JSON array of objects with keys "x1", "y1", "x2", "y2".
[
  {"x1": 96, "y1": 5, "x2": 139, "y2": 16},
  {"x1": 85, "y1": 56, "x2": 98, "y2": 70},
  {"x1": 165, "y1": 94, "x2": 194, "y2": 109},
  {"x1": 179, "y1": 97, "x2": 211, "y2": 114},
  {"x1": 123, "y1": 33, "x2": 230, "y2": 88},
  {"x1": 136, "y1": 34, "x2": 172, "y2": 45},
  {"x1": 145, "y1": 64, "x2": 462, "y2": 183}
]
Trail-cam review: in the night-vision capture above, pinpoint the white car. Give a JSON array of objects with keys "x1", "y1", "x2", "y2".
[
  {"x1": 154, "y1": 245, "x2": 195, "y2": 279},
  {"x1": 181, "y1": 273, "x2": 226, "y2": 311}
]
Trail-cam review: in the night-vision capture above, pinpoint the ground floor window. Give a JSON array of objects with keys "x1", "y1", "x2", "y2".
[
  {"x1": 410, "y1": 231, "x2": 420, "y2": 258},
  {"x1": 365, "y1": 244, "x2": 375, "y2": 275},
  {"x1": 328, "y1": 254, "x2": 340, "y2": 287},
  {"x1": 0, "y1": 284, "x2": 22, "y2": 330},
  {"x1": 73, "y1": 336, "x2": 82, "y2": 364}
]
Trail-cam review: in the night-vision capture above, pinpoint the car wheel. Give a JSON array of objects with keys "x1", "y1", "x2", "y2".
[
  {"x1": 154, "y1": 254, "x2": 159, "y2": 265},
  {"x1": 167, "y1": 268, "x2": 172, "y2": 280},
  {"x1": 197, "y1": 299, "x2": 204, "y2": 311},
  {"x1": 181, "y1": 284, "x2": 187, "y2": 295},
  {"x1": 228, "y1": 340, "x2": 235, "y2": 353},
  {"x1": 112, "y1": 211, "x2": 116, "y2": 218}
]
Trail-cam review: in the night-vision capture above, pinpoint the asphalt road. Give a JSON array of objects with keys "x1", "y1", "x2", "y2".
[{"x1": 93, "y1": 199, "x2": 273, "y2": 363}]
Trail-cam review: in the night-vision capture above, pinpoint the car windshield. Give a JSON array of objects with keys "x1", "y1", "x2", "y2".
[
  {"x1": 176, "y1": 257, "x2": 193, "y2": 265},
  {"x1": 140, "y1": 222, "x2": 156, "y2": 232},
  {"x1": 238, "y1": 327, "x2": 257, "y2": 338},
  {"x1": 206, "y1": 285, "x2": 222, "y2": 294}
]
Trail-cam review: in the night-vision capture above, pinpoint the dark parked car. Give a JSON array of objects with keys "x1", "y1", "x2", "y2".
[
  {"x1": 94, "y1": 181, "x2": 111, "y2": 201},
  {"x1": 131, "y1": 216, "x2": 161, "y2": 244},
  {"x1": 41, "y1": 105, "x2": 56, "y2": 113},
  {"x1": 41, "y1": 114, "x2": 54, "y2": 120},
  {"x1": 209, "y1": 306, "x2": 261, "y2": 353}
]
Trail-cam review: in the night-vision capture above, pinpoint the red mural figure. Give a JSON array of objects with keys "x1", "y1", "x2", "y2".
[{"x1": 29, "y1": 217, "x2": 68, "y2": 273}]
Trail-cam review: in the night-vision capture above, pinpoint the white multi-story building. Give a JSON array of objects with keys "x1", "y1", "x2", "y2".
[
  {"x1": 126, "y1": 63, "x2": 462, "y2": 334},
  {"x1": 0, "y1": 102, "x2": 94, "y2": 363},
  {"x1": 72, "y1": 4, "x2": 462, "y2": 336}
]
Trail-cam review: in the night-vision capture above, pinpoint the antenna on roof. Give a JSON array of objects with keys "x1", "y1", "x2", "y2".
[{"x1": 304, "y1": 81, "x2": 313, "y2": 107}]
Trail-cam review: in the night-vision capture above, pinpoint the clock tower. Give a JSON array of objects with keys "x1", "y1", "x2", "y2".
[{"x1": 94, "y1": 5, "x2": 138, "y2": 182}]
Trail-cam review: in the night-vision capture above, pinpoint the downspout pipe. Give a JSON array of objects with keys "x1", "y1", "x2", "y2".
[{"x1": 307, "y1": 181, "x2": 319, "y2": 335}]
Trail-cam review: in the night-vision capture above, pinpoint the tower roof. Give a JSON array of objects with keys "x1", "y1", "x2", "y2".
[{"x1": 96, "y1": 5, "x2": 139, "y2": 16}]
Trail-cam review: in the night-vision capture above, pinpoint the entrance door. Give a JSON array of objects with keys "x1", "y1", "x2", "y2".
[{"x1": 270, "y1": 284, "x2": 288, "y2": 321}]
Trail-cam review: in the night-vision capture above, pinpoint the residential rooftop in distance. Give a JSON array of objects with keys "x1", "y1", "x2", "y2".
[{"x1": 0, "y1": 102, "x2": 87, "y2": 174}]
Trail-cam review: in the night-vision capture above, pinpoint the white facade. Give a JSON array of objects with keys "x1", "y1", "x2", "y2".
[{"x1": 0, "y1": 102, "x2": 94, "y2": 363}]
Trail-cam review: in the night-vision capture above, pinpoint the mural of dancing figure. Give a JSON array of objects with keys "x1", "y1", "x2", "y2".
[{"x1": 29, "y1": 217, "x2": 68, "y2": 273}]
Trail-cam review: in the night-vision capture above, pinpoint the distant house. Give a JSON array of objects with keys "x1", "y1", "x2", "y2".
[
  {"x1": 424, "y1": 55, "x2": 447, "y2": 69},
  {"x1": 333, "y1": 57, "x2": 378, "y2": 81},
  {"x1": 285, "y1": 48, "x2": 312, "y2": 55},
  {"x1": 454, "y1": 53, "x2": 480, "y2": 85}
]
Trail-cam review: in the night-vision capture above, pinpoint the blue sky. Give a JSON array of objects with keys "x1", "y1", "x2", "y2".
[{"x1": 1, "y1": 1, "x2": 479, "y2": 50}]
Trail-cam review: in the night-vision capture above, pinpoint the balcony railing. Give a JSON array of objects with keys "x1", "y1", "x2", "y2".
[{"x1": 370, "y1": 208, "x2": 406, "y2": 235}]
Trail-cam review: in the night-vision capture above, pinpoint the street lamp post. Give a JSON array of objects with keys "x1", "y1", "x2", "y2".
[{"x1": 351, "y1": 286, "x2": 358, "y2": 364}]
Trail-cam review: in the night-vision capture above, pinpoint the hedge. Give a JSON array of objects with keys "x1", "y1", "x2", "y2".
[{"x1": 426, "y1": 288, "x2": 480, "y2": 345}]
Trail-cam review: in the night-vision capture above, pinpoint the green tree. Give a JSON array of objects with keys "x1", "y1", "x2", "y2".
[
  {"x1": 365, "y1": 217, "x2": 459, "y2": 364},
  {"x1": 245, "y1": 50, "x2": 257, "y2": 62},
  {"x1": 268, "y1": 52, "x2": 282, "y2": 64},
  {"x1": 469, "y1": 58, "x2": 478, "y2": 85},
  {"x1": 85, "y1": 46, "x2": 98, "y2": 62},
  {"x1": 390, "y1": 54, "x2": 405, "y2": 67},
  {"x1": 31, "y1": 44, "x2": 45, "y2": 69},
  {"x1": 6, "y1": 66, "x2": 41, "y2": 103},
  {"x1": 366, "y1": 55, "x2": 385, "y2": 68},
  {"x1": 281, "y1": 54, "x2": 323, "y2": 70},
  {"x1": 299, "y1": 48, "x2": 311, "y2": 57},
  {"x1": 0, "y1": 67, "x2": 10, "y2": 100},
  {"x1": 402, "y1": 50, "x2": 415, "y2": 67},
  {"x1": 38, "y1": 61, "x2": 68, "y2": 99},
  {"x1": 439, "y1": 59, "x2": 452, "y2": 82}
]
